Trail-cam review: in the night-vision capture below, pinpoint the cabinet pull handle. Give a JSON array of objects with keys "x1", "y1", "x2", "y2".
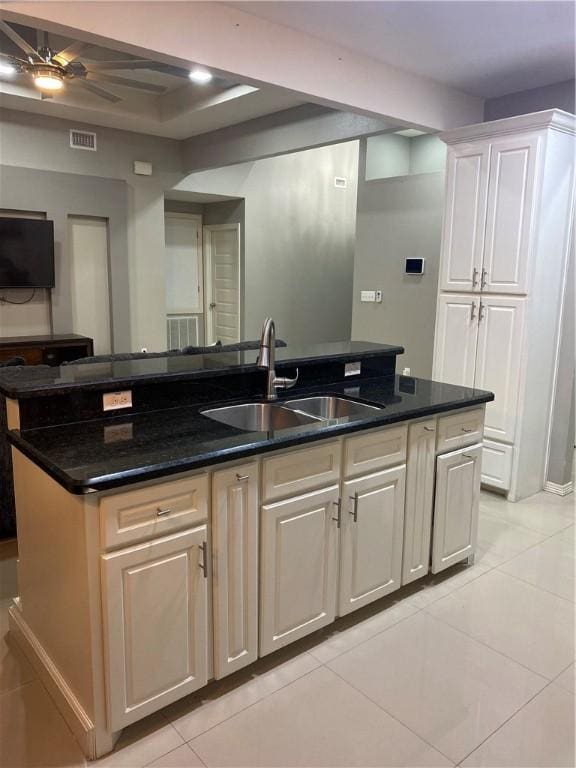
[
  {"x1": 332, "y1": 498, "x2": 342, "y2": 529},
  {"x1": 479, "y1": 301, "x2": 486, "y2": 322},
  {"x1": 470, "y1": 301, "x2": 476, "y2": 321},
  {"x1": 424, "y1": 426, "x2": 435, "y2": 432},
  {"x1": 349, "y1": 492, "x2": 359, "y2": 523},
  {"x1": 481, "y1": 268, "x2": 488, "y2": 289},
  {"x1": 235, "y1": 473, "x2": 249, "y2": 482},
  {"x1": 199, "y1": 541, "x2": 208, "y2": 578},
  {"x1": 472, "y1": 267, "x2": 479, "y2": 287},
  {"x1": 156, "y1": 507, "x2": 172, "y2": 517},
  {"x1": 461, "y1": 427, "x2": 473, "y2": 433},
  {"x1": 462, "y1": 453, "x2": 475, "y2": 460}
]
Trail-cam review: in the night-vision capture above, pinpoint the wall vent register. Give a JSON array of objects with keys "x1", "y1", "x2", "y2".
[{"x1": 70, "y1": 130, "x2": 97, "y2": 151}]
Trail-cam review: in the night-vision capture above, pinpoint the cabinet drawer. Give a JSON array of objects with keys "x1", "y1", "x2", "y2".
[
  {"x1": 481, "y1": 439, "x2": 513, "y2": 491},
  {"x1": 100, "y1": 473, "x2": 209, "y2": 549},
  {"x1": 262, "y1": 442, "x2": 341, "y2": 502},
  {"x1": 344, "y1": 425, "x2": 407, "y2": 478},
  {"x1": 436, "y1": 408, "x2": 484, "y2": 454}
]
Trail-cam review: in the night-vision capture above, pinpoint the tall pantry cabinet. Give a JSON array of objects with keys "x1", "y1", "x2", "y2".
[{"x1": 433, "y1": 110, "x2": 575, "y2": 501}]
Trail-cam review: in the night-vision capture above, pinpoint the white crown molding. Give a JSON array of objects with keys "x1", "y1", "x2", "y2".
[
  {"x1": 440, "y1": 109, "x2": 576, "y2": 144},
  {"x1": 543, "y1": 480, "x2": 574, "y2": 497}
]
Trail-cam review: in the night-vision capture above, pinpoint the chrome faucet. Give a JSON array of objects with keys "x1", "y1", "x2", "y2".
[{"x1": 257, "y1": 318, "x2": 298, "y2": 400}]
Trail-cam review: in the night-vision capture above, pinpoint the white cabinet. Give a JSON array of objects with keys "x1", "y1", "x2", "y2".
[
  {"x1": 439, "y1": 143, "x2": 489, "y2": 292},
  {"x1": 339, "y1": 465, "x2": 406, "y2": 615},
  {"x1": 432, "y1": 444, "x2": 482, "y2": 574},
  {"x1": 212, "y1": 463, "x2": 258, "y2": 679},
  {"x1": 475, "y1": 297, "x2": 525, "y2": 443},
  {"x1": 259, "y1": 484, "x2": 339, "y2": 655},
  {"x1": 101, "y1": 526, "x2": 209, "y2": 730},
  {"x1": 402, "y1": 420, "x2": 436, "y2": 585},
  {"x1": 433, "y1": 294, "x2": 479, "y2": 386}
]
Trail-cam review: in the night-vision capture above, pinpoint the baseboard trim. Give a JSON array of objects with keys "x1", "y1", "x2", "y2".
[
  {"x1": 8, "y1": 600, "x2": 96, "y2": 759},
  {"x1": 544, "y1": 480, "x2": 574, "y2": 497}
]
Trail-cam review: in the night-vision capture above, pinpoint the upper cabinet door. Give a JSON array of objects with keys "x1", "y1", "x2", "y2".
[
  {"x1": 439, "y1": 143, "x2": 490, "y2": 292},
  {"x1": 482, "y1": 135, "x2": 540, "y2": 294},
  {"x1": 475, "y1": 296, "x2": 525, "y2": 444},
  {"x1": 433, "y1": 294, "x2": 479, "y2": 388}
]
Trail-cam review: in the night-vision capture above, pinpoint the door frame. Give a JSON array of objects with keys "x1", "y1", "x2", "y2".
[
  {"x1": 164, "y1": 212, "x2": 204, "y2": 316},
  {"x1": 203, "y1": 223, "x2": 242, "y2": 345}
]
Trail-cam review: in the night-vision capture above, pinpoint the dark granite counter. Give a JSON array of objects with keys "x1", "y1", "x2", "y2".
[
  {"x1": 0, "y1": 341, "x2": 403, "y2": 398},
  {"x1": 9, "y1": 375, "x2": 493, "y2": 494}
]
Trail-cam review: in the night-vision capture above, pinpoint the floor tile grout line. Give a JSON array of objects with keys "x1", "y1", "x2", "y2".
[
  {"x1": 188, "y1": 742, "x2": 208, "y2": 767},
  {"x1": 495, "y1": 562, "x2": 576, "y2": 605},
  {"x1": 478, "y1": 503, "x2": 574, "y2": 538},
  {"x1": 326, "y1": 662, "x2": 457, "y2": 766},
  {"x1": 420, "y1": 607, "x2": 558, "y2": 682}
]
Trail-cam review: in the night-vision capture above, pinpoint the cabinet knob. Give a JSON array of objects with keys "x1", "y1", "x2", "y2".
[{"x1": 156, "y1": 507, "x2": 172, "y2": 517}]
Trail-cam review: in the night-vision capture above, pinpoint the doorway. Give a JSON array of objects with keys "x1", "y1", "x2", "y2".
[{"x1": 204, "y1": 224, "x2": 241, "y2": 345}]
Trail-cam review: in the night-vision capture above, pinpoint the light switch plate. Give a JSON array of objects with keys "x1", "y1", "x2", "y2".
[
  {"x1": 103, "y1": 391, "x2": 133, "y2": 411},
  {"x1": 361, "y1": 290, "x2": 376, "y2": 302}
]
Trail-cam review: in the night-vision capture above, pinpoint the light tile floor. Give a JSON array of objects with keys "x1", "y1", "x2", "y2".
[{"x1": 0, "y1": 489, "x2": 573, "y2": 767}]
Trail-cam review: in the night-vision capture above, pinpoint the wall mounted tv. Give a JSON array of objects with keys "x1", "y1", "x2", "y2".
[{"x1": 0, "y1": 218, "x2": 55, "y2": 289}]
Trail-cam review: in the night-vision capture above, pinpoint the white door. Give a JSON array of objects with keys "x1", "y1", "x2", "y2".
[
  {"x1": 432, "y1": 444, "x2": 482, "y2": 574},
  {"x1": 165, "y1": 213, "x2": 203, "y2": 335},
  {"x1": 68, "y1": 216, "x2": 111, "y2": 355},
  {"x1": 482, "y1": 135, "x2": 540, "y2": 294},
  {"x1": 101, "y1": 526, "x2": 208, "y2": 730},
  {"x1": 260, "y1": 484, "x2": 339, "y2": 655},
  {"x1": 339, "y1": 465, "x2": 406, "y2": 616},
  {"x1": 204, "y1": 224, "x2": 240, "y2": 345},
  {"x1": 402, "y1": 420, "x2": 436, "y2": 585},
  {"x1": 433, "y1": 294, "x2": 479, "y2": 386},
  {"x1": 212, "y1": 463, "x2": 258, "y2": 679},
  {"x1": 475, "y1": 296, "x2": 525, "y2": 444},
  {"x1": 439, "y1": 143, "x2": 490, "y2": 292}
]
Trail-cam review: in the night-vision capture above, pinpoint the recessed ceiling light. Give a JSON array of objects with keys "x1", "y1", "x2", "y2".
[
  {"x1": 33, "y1": 68, "x2": 64, "y2": 91},
  {"x1": 189, "y1": 68, "x2": 213, "y2": 84},
  {"x1": 0, "y1": 62, "x2": 16, "y2": 76}
]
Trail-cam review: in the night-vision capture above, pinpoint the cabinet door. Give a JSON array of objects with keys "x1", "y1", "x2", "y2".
[
  {"x1": 475, "y1": 296, "x2": 525, "y2": 443},
  {"x1": 212, "y1": 463, "x2": 258, "y2": 679},
  {"x1": 339, "y1": 465, "x2": 406, "y2": 616},
  {"x1": 433, "y1": 294, "x2": 479, "y2": 387},
  {"x1": 260, "y1": 485, "x2": 339, "y2": 655},
  {"x1": 432, "y1": 445, "x2": 482, "y2": 574},
  {"x1": 439, "y1": 143, "x2": 489, "y2": 292},
  {"x1": 402, "y1": 421, "x2": 436, "y2": 585},
  {"x1": 482, "y1": 135, "x2": 540, "y2": 294},
  {"x1": 102, "y1": 526, "x2": 208, "y2": 730}
]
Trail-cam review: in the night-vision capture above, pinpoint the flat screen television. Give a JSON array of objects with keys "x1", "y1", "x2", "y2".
[{"x1": 0, "y1": 218, "x2": 55, "y2": 288}]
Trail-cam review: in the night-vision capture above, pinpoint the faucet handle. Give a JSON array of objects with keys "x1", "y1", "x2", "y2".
[{"x1": 274, "y1": 368, "x2": 299, "y2": 392}]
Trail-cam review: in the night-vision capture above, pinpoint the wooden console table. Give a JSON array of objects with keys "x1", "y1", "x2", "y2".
[{"x1": 0, "y1": 334, "x2": 94, "y2": 367}]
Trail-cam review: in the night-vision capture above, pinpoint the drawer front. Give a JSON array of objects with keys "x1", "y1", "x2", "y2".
[
  {"x1": 344, "y1": 425, "x2": 407, "y2": 478},
  {"x1": 481, "y1": 439, "x2": 513, "y2": 491},
  {"x1": 262, "y1": 442, "x2": 341, "y2": 502},
  {"x1": 101, "y1": 473, "x2": 209, "y2": 549},
  {"x1": 436, "y1": 408, "x2": 484, "y2": 454}
]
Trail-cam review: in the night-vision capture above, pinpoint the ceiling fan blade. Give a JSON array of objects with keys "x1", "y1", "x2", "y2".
[
  {"x1": 87, "y1": 59, "x2": 189, "y2": 77},
  {"x1": 0, "y1": 51, "x2": 28, "y2": 65},
  {"x1": 86, "y1": 71, "x2": 166, "y2": 93},
  {"x1": 53, "y1": 40, "x2": 88, "y2": 66},
  {"x1": 36, "y1": 29, "x2": 47, "y2": 50},
  {"x1": 0, "y1": 20, "x2": 41, "y2": 60},
  {"x1": 73, "y1": 78, "x2": 122, "y2": 103}
]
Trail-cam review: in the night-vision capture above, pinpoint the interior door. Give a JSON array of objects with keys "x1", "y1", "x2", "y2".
[
  {"x1": 165, "y1": 213, "x2": 202, "y2": 313},
  {"x1": 482, "y1": 135, "x2": 540, "y2": 294},
  {"x1": 339, "y1": 465, "x2": 406, "y2": 616},
  {"x1": 433, "y1": 294, "x2": 479, "y2": 387},
  {"x1": 439, "y1": 143, "x2": 490, "y2": 292},
  {"x1": 475, "y1": 296, "x2": 525, "y2": 443},
  {"x1": 205, "y1": 225, "x2": 241, "y2": 345},
  {"x1": 68, "y1": 216, "x2": 111, "y2": 355}
]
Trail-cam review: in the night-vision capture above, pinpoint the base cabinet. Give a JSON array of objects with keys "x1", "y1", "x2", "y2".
[
  {"x1": 402, "y1": 420, "x2": 436, "y2": 585},
  {"x1": 259, "y1": 484, "x2": 339, "y2": 656},
  {"x1": 339, "y1": 465, "x2": 406, "y2": 615},
  {"x1": 101, "y1": 526, "x2": 209, "y2": 730},
  {"x1": 432, "y1": 444, "x2": 482, "y2": 574},
  {"x1": 212, "y1": 463, "x2": 259, "y2": 679}
]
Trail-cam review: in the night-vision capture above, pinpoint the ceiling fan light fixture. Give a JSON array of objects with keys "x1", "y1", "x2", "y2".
[
  {"x1": 33, "y1": 67, "x2": 64, "y2": 91},
  {"x1": 188, "y1": 68, "x2": 212, "y2": 84}
]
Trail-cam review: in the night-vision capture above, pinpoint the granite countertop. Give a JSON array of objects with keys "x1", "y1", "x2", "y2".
[
  {"x1": 9, "y1": 375, "x2": 494, "y2": 494},
  {"x1": 0, "y1": 341, "x2": 403, "y2": 398}
]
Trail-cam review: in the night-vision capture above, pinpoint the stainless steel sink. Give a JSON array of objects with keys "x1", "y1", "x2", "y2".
[
  {"x1": 201, "y1": 402, "x2": 322, "y2": 432},
  {"x1": 284, "y1": 395, "x2": 382, "y2": 420}
]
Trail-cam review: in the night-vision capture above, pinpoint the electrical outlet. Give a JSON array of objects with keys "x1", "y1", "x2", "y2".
[
  {"x1": 103, "y1": 390, "x2": 133, "y2": 411},
  {"x1": 402, "y1": 367, "x2": 411, "y2": 376},
  {"x1": 345, "y1": 361, "x2": 361, "y2": 377},
  {"x1": 375, "y1": 290, "x2": 383, "y2": 303},
  {"x1": 104, "y1": 423, "x2": 134, "y2": 443},
  {"x1": 360, "y1": 290, "x2": 376, "y2": 302}
]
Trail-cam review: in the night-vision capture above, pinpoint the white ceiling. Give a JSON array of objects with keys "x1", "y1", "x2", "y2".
[{"x1": 230, "y1": 1, "x2": 575, "y2": 98}]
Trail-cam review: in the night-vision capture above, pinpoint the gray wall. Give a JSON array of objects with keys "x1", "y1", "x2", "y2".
[
  {"x1": 484, "y1": 80, "x2": 575, "y2": 121},
  {"x1": 351, "y1": 138, "x2": 445, "y2": 377},
  {"x1": 174, "y1": 142, "x2": 359, "y2": 346}
]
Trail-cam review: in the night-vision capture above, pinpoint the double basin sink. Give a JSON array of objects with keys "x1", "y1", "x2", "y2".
[{"x1": 202, "y1": 395, "x2": 382, "y2": 432}]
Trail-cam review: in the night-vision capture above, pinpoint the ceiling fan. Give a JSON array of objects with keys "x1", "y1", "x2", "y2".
[{"x1": 0, "y1": 20, "x2": 208, "y2": 102}]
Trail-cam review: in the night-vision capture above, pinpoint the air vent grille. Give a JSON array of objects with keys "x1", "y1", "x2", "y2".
[{"x1": 70, "y1": 130, "x2": 97, "y2": 151}]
